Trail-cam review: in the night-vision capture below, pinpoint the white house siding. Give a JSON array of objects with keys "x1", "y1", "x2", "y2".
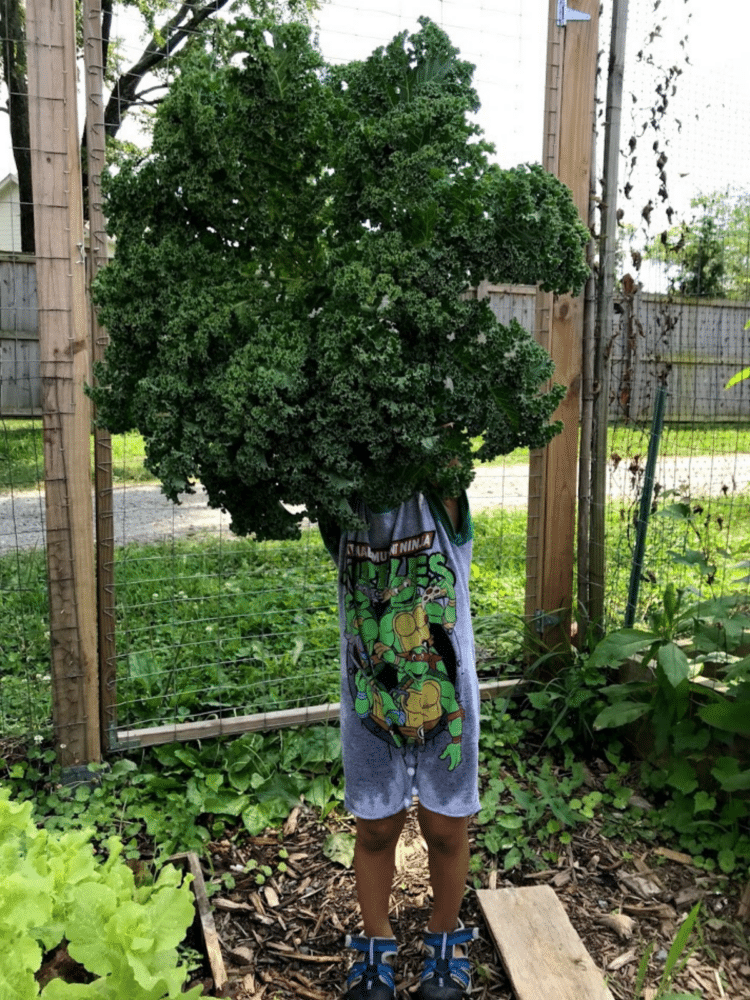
[{"x1": 0, "y1": 177, "x2": 22, "y2": 253}]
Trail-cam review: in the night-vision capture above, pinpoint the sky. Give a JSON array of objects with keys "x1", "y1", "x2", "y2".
[{"x1": 1, "y1": 0, "x2": 747, "y2": 237}]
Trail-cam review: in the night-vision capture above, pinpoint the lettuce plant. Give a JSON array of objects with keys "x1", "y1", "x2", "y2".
[
  {"x1": 0, "y1": 789, "x2": 203, "y2": 999},
  {"x1": 91, "y1": 17, "x2": 589, "y2": 540}
]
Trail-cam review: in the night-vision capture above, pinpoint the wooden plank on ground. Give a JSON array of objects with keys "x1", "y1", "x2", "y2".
[{"x1": 477, "y1": 886, "x2": 614, "y2": 1000}]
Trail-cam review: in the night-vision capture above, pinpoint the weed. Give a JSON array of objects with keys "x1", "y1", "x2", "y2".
[{"x1": 632, "y1": 902, "x2": 703, "y2": 1000}]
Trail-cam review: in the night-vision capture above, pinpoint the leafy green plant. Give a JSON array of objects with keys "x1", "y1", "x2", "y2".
[
  {"x1": 475, "y1": 697, "x2": 598, "y2": 870},
  {"x1": 588, "y1": 581, "x2": 750, "y2": 866},
  {"x1": 632, "y1": 902, "x2": 703, "y2": 1000},
  {"x1": 725, "y1": 318, "x2": 750, "y2": 389},
  {"x1": 2, "y1": 726, "x2": 345, "y2": 859},
  {"x1": 91, "y1": 17, "x2": 588, "y2": 541},
  {"x1": 591, "y1": 583, "x2": 750, "y2": 765},
  {"x1": 0, "y1": 787, "x2": 202, "y2": 999}
]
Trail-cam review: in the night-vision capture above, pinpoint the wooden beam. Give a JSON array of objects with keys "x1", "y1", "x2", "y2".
[
  {"x1": 478, "y1": 886, "x2": 615, "y2": 1000},
  {"x1": 83, "y1": 0, "x2": 118, "y2": 753},
  {"x1": 27, "y1": 0, "x2": 100, "y2": 768},
  {"x1": 115, "y1": 679, "x2": 524, "y2": 749},
  {"x1": 525, "y1": 0, "x2": 599, "y2": 652}
]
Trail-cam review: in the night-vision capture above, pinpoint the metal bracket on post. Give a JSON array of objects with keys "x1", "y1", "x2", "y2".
[
  {"x1": 557, "y1": 1, "x2": 591, "y2": 26},
  {"x1": 533, "y1": 609, "x2": 561, "y2": 636}
]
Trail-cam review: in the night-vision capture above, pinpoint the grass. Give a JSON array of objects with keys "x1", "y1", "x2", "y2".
[
  {"x1": 3, "y1": 421, "x2": 749, "y2": 491},
  {"x1": 3, "y1": 493, "x2": 749, "y2": 738},
  {"x1": 609, "y1": 420, "x2": 750, "y2": 460},
  {"x1": 0, "y1": 508, "x2": 529, "y2": 736},
  {"x1": 2, "y1": 416, "x2": 748, "y2": 737},
  {"x1": 474, "y1": 421, "x2": 750, "y2": 470},
  {"x1": 0, "y1": 421, "x2": 152, "y2": 491}
]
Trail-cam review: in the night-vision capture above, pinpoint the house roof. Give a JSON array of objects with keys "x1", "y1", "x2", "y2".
[{"x1": 0, "y1": 173, "x2": 19, "y2": 198}]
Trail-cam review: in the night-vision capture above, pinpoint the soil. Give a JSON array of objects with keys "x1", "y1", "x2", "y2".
[{"x1": 193, "y1": 786, "x2": 750, "y2": 1000}]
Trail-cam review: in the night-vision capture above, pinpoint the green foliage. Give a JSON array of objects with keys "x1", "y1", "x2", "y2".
[
  {"x1": 0, "y1": 788, "x2": 202, "y2": 999},
  {"x1": 725, "y1": 318, "x2": 750, "y2": 390},
  {"x1": 590, "y1": 581, "x2": 750, "y2": 861},
  {"x1": 633, "y1": 902, "x2": 703, "y2": 1000},
  {"x1": 91, "y1": 17, "x2": 589, "y2": 541},
  {"x1": 0, "y1": 421, "x2": 154, "y2": 491},
  {"x1": 2, "y1": 726, "x2": 345, "y2": 859},
  {"x1": 475, "y1": 697, "x2": 594, "y2": 870},
  {"x1": 648, "y1": 188, "x2": 750, "y2": 300},
  {"x1": 0, "y1": 508, "x2": 525, "y2": 736}
]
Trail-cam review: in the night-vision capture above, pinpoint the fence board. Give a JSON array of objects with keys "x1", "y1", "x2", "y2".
[
  {"x1": 610, "y1": 292, "x2": 750, "y2": 422},
  {"x1": 0, "y1": 255, "x2": 37, "y2": 332},
  {"x1": 0, "y1": 334, "x2": 41, "y2": 415},
  {"x1": 3, "y1": 270, "x2": 746, "y2": 422}
]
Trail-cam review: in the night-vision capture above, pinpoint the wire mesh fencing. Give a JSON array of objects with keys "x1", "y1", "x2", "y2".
[
  {"x1": 1, "y1": 0, "x2": 748, "y2": 749},
  {"x1": 586, "y1": 0, "x2": 750, "y2": 629}
]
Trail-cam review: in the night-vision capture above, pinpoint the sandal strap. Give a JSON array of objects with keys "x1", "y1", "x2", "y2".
[
  {"x1": 421, "y1": 926, "x2": 479, "y2": 992},
  {"x1": 423, "y1": 926, "x2": 478, "y2": 952},
  {"x1": 345, "y1": 935, "x2": 398, "y2": 993}
]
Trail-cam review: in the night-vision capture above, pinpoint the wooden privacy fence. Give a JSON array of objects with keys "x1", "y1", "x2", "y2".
[
  {"x1": 610, "y1": 287, "x2": 750, "y2": 423},
  {"x1": 474, "y1": 283, "x2": 750, "y2": 423},
  {"x1": 4, "y1": 268, "x2": 748, "y2": 423}
]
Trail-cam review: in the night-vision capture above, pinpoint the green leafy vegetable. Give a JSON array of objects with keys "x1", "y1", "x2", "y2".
[
  {"x1": 92, "y1": 18, "x2": 589, "y2": 540},
  {"x1": 0, "y1": 788, "x2": 203, "y2": 999}
]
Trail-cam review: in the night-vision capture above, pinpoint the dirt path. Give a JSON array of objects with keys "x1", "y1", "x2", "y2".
[{"x1": 1, "y1": 454, "x2": 749, "y2": 552}]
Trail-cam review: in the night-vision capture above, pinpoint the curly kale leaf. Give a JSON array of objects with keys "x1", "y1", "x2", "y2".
[{"x1": 91, "y1": 17, "x2": 589, "y2": 539}]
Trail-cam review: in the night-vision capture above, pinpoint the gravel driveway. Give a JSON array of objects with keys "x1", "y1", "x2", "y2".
[{"x1": 1, "y1": 455, "x2": 749, "y2": 553}]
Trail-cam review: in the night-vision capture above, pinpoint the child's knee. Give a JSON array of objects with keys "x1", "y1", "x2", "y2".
[
  {"x1": 417, "y1": 805, "x2": 469, "y2": 854},
  {"x1": 356, "y1": 810, "x2": 406, "y2": 853}
]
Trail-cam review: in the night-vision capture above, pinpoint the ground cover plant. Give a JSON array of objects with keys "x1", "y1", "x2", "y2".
[
  {"x1": 90, "y1": 17, "x2": 589, "y2": 541},
  {"x1": 2, "y1": 695, "x2": 749, "y2": 998}
]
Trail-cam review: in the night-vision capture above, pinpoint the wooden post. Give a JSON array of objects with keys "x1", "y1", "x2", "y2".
[
  {"x1": 525, "y1": 0, "x2": 599, "y2": 654},
  {"x1": 27, "y1": 0, "x2": 100, "y2": 770},
  {"x1": 83, "y1": 0, "x2": 118, "y2": 753}
]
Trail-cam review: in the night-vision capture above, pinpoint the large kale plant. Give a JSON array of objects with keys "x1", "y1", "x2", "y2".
[{"x1": 92, "y1": 18, "x2": 590, "y2": 540}]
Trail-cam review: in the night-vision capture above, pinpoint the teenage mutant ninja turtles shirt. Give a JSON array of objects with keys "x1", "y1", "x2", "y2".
[{"x1": 321, "y1": 492, "x2": 481, "y2": 821}]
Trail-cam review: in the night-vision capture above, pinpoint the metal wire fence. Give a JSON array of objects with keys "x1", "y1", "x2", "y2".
[
  {"x1": 0, "y1": 0, "x2": 748, "y2": 748},
  {"x1": 591, "y1": 0, "x2": 750, "y2": 627}
]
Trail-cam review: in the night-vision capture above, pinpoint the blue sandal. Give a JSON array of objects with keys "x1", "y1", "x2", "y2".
[
  {"x1": 415, "y1": 924, "x2": 479, "y2": 1000},
  {"x1": 343, "y1": 935, "x2": 398, "y2": 1000}
]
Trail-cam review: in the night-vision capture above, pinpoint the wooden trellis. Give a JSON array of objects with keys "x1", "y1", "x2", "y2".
[{"x1": 20, "y1": 0, "x2": 602, "y2": 761}]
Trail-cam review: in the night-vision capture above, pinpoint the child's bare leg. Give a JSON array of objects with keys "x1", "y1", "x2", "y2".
[
  {"x1": 354, "y1": 809, "x2": 407, "y2": 938},
  {"x1": 417, "y1": 802, "x2": 470, "y2": 933}
]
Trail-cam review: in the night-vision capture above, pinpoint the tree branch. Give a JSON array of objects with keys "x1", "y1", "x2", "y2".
[{"x1": 104, "y1": 0, "x2": 233, "y2": 137}]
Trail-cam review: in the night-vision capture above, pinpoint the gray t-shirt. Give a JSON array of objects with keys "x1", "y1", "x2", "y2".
[{"x1": 322, "y1": 491, "x2": 481, "y2": 820}]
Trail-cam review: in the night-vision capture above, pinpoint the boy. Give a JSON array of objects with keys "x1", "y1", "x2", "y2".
[{"x1": 320, "y1": 490, "x2": 480, "y2": 1000}]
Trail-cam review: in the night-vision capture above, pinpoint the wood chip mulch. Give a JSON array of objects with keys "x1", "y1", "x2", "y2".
[{"x1": 193, "y1": 802, "x2": 750, "y2": 1000}]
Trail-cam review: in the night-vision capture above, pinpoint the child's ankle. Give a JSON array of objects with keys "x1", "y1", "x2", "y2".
[{"x1": 363, "y1": 923, "x2": 396, "y2": 939}]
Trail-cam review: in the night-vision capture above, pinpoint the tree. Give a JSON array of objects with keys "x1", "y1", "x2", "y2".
[
  {"x1": 0, "y1": 0, "x2": 34, "y2": 251},
  {"x1": 647, "y1": 189, "x2": 750, "y2": 300},
  {"x1": 91, "y1": 18, "x2": 590, "y2": 541},
  {"x1": 0, "y1": 0, "x2": 316, "y2": 252}
]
